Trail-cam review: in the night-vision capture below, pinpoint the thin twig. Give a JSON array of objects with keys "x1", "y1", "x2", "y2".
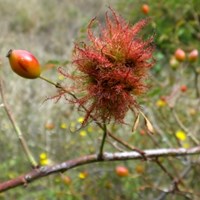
[
  {"x1": 171, "y1": 108, "x2": 199, "y2": 145},
  {"x1": 0, "y1": 80, "x2": 38, "y2": 168},
  {"x1": 194, "y1": 71, "x2": 200, "y2": 98},
  {"x1": 154, "y1": 158, "x2": 175, "y2": 181},
  {"x1": 155, "y1": 165, "x2": 192, "y2": 200},
  {"x1": 146, "y1": 128, "x2": 187, "y2": 190},
  {"x1": 106, "y1": 138, "x2": 124, "y2": 152},
  {"x1": 107, "y1": 131, "x2": 146, "y2": 158},
  {"x1": 192, "y1": 66, "x2": 200, "y2": 99}
]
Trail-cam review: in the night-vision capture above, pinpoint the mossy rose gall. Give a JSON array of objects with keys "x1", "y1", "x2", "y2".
[
  {"x1": 59, "y1": 8, "x2": 155, "y2": 124},
  {"x1": 6, "y1": 49, "x2": 41, "y2": 79}
]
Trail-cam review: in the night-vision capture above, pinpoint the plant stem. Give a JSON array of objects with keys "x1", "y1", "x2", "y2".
[
  {"x1": 171, "y1": 108, "x2": 199, "y2": 145},
  {"x1": 193, "y1": 68, "x2": 200, "y2": 98},
  {"x1": 98, "y1": 123, "x2": 107, "y2": 159},
  {"x1": 39, "y1": 76, "x2": 77, "y2": 98},
  {"x1": 39, "y1": 76, "x2": 61, "y2": 88},
  {"x1": 0, "y1": 80, "x2": 38, "y2": 168}
]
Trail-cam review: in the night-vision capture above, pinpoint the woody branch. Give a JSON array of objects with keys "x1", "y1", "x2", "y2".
[{"x1": 0, "y1": 146, "x2": 200, "y2": 193}]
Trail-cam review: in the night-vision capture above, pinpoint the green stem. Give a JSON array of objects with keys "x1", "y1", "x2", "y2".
[
  {"x1": 39, "y1": 76, "x2": 61, "y2": 88},
  {"x1": 0, "y1": 80, "x2": 38, "y2": 168},
  {"x1": 98, "y1": 123, "x2": 107, "y2": 159},
  {"x1": 39, "y1": 76, "x2": 77, "y2": 99}
]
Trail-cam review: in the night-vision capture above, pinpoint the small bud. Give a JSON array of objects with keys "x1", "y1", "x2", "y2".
[
  {"x1": 6, "y1": 49, "x2": 41, "y2": 79},
  {"x1": 188, "y1": 49, "x2": 198, "y2": 62},
  {"x1": 174, "y1": 48, "x2": 186, "y2": 62}
]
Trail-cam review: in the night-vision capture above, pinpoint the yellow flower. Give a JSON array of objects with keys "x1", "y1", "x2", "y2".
[
  {"x1": 58, "y1": 75, "x2": 65, "y2": 81},
  {"x1": 156, "y1": 99, "x2": 166, "y2": 107},
  {"x1": 78, "y1": 172, "x2": 88, "y2": 179},
  {"x1": 40, "y1": 159, "x2": 49, "y2": 166},
  {"x1": 40, "y1": 152, "x2": 47, "y2": 160},
  {"x1": 175, "y1": 130, "x2": 187, "y2": 141},
  {"x1": 70, "y1": 122, "x2": 76, "y2": 132},
  {"x1": 39, "y1": 153, "x2": 49, "y2": 166},
  {"x1": 87, "y1": 126, "x2": 93, "y2": 133},
  {"x1": 77, "y1": 117, "x2": 84, "y2": 123},
  {"x1": 80, "y1": 130, "x2": 87, "y2": 137},
  {"x1": 60, "y1": 122, "x2": 68, "y2": 129},
  {"x1": 182, "y1": 142, "x2": 190, "y2": 149}
]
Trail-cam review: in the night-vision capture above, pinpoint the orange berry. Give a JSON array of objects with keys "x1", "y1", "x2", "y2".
[
  {"x1": 61, "y1": 175, "x2": 71, "y2": 185},
  {"x1": 135, "y1": 164, "x2": 145, "y2": 174},
  {"x1": 141, "y1": 4, "x2": 150, "y2": 14},
  {"x1": 174, "y1": 48, "x2": 186, "y2": 62},
  {"x1": 115, "y1": 166, "x2": 129, "y2": 177},
  {"x1": 6, "y1": 49, "x2": 41, "y2": 79},
  {"x1": 180, "y1": 85, "x2": 187, "y2": 92},
  {"x1": 188, "y1": 49, "x2": 198, "y2": 62},
  {"x1": 169, "y1": 56, "x2": 179, "y2": 69},
  {"x1": 140, "y1": 129, "x2": 146, "y2": 135},
  {"x1": 188, "y1": 108, "x2": 196, "y2": 116},
  {"x1": 45, "y1": 122, "x2": 55, "y2": 130}
]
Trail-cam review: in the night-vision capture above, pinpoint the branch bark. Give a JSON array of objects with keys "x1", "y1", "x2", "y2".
[{"x1": 1, "y1": 146, "x2": 200, "y2": 193}]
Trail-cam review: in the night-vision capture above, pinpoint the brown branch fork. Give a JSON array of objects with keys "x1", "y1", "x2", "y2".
[{"x1": 1, "y1": 146, "x2": 200, "y2": 193}]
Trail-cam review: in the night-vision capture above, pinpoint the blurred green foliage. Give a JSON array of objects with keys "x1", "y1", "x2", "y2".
[{"x1": 0, "y1": 0, "x2": 200, "y2": 199}]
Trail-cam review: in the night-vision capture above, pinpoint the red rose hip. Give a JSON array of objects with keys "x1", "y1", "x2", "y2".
[
  {"x1": 141, "y1": 4, "x2": 150, "y2": 14},
  {"x1": 6, "y1": 49, "x2": 41, "y2": 79},
  {"x1": 188, "y1": 49, "x2": 198, "y2": 62},
  {"x1": 115, "y1": 166, "x2": 129, "y2": 177},
  {"x1": 174, "y1": 48, "x2": 186, "y2": 62},
  {"x1": 180, "y1": 85, "x2": 187, "y2": 92}
]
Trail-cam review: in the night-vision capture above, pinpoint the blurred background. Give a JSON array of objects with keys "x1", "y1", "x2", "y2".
[{"x1": 0, "y1": 0, "x2": 200, "y2": 199}]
